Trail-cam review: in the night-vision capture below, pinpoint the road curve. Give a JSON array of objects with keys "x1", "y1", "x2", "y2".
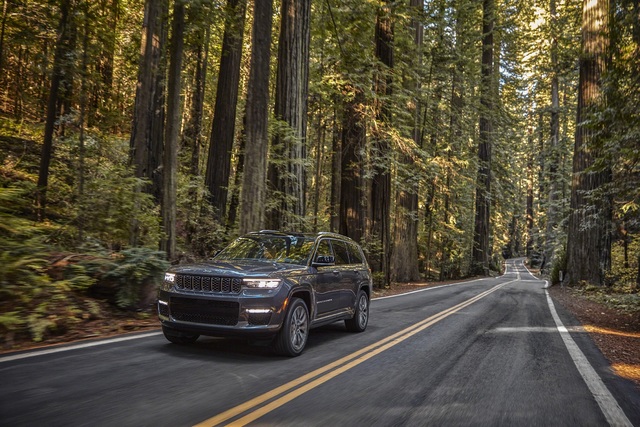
[{"x1": 1, "y1": 259, "x2": 639, "y2": 426}]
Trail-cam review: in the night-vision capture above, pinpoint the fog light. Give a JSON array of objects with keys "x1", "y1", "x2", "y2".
[{"x1": 246, "y1": 308, "x2": 272, "y2": 314}]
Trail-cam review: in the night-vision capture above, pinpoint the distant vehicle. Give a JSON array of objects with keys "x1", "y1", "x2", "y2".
[{"x1": 158, "y1": 231, "x2": 373, "y2": 356}]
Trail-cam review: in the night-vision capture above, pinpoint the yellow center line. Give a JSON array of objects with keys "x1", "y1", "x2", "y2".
[{"x1": 195, "y1": 280, "x2": 514, "y2": 427}]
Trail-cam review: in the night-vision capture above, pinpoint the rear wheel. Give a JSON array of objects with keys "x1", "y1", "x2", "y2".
[
  {"x1": 162, "y1": 326, "x2": 199, "y2": 345},
  {"x1": 345, "y1": 290, "x2": 369, "y2": 332},
  {"x1": 274, "y1": 298, "x2": 309, "y2": 357}
]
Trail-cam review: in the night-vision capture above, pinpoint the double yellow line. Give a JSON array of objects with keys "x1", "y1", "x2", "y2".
[{"x1": 195, "y1": 280, "x2": 513, "y2": 427}]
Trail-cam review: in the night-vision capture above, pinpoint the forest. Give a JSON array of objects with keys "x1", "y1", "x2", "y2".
[{"x1": 0, "y1": 0, "x2": 638, "y2": 343}]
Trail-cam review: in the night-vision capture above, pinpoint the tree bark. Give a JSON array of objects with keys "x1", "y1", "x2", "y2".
[
  {"x1": 526, "y1": 127, "x2": 535, "y2": 257},
  {"x1": 266, "y1": 0, "x2": 311, "y2": 231},
  {"x1": 566, "y1": 0, "x2": 611, "y2": 285},
  {"x1": 370, "y1": 1, "x2": 393, "y2": 284},
  {"x1": 0, "y1": 0, "x2": 8, "y2": 88},
  {"x1": 129, "y1": 0, "x2": 167, "y2": 201},
  {"x1": 339, "y1": 88, "x2": 366, "y2": 243},
  {"x1": 330, "y1": 109, "x2": 341, "y2": 233},
  {"x1": 471, "y1": 0, "x2": 494, "y2": 275},
  {"x1": 205, "y1": 0, "x2": 247, "y2": 222},
  {"x1": 239, "y1": 0, "x2": 273, "y2": 235},
  {"x1": 161, "y1": 1, "x2": 185, "y2": 261},
  {"x1": 36, "y1": 0, "x2": 74, "y2": 221},
  {"x1": 544, "y1": 0, "x2": 560, "y2": 272}
]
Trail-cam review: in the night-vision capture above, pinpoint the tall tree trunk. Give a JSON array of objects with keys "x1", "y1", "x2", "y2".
[
  {"x1": 239, "y1": 0, "x2": 273, "y2": 235},
  {"x1": 205, "y1": 0, "x2": 247, "y2": 222},
  {"x1": 544, "y1": 0, "x2": 560, "y2": 271},
  {"x1": 90, "y1": 0, "x2": 118, "y2": 128},
  {"x1": 266, "y1": 0, "x2": 311, "y2": 231},
  {"x1": 129, "y1": 0, "x2": 167, "y2": 246},
  {"x1": 330, "y1": 108, "x2": 341, "y2": 233},
  {"x1": 339, "y1": 88, "x2": 366, "y2": 243},
  {"x1": 77, "y1": 2, "x2": 90, "y2": 242},
  {"x1": 370, "y1": 1, "x2": 393, "y2": 284},
  {"x1": 566, "y1": 0, "x2": 611, "y2": 285},
  {"x1": 392, "y1": 0, "x2": 422, "y2": 283},
  {"x1": 0, "y1": 0, "x2": 8, "y2": 88},
  {"x1": 129, "y1": 0, "x2": 167, "y2": 200},
  {"x1": 161, "y1": 1, "x2": 185, "y2": 261},
  {"x1": 526, "y1": 126, "x2": 535, "y2": 257},
  {"x1": 471, "y1": 0, "x2": 495, "y2": 275},
  {"x1": 184, "y1": 22, "x2": 210, "y2": 178},
  {"x1": 36, "y1": 0, "x2": 74, "y2": 221}
]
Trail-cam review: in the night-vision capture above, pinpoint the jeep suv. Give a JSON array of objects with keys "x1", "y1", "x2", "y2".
[{"x1": 158, "y1": 231, "x2": 372, "y2": 356}]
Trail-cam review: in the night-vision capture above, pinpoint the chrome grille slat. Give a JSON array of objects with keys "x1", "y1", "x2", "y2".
[{"x1": 175, "y1": 275, "x2": 242, "y2": 294}]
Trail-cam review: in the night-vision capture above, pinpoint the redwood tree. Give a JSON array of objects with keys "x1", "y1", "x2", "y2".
[
  {"x1": 36, "y1": 0, "x2": 74, "y2": 221},
  {"x1": 471, "y1": 0, "x2": 495, "y2": 275},
  {"x1": 129, "y1": 0, "x2": 167, "y2": 202},
  {"x1": 239, "y1": 0, "x2": 273, "y2": 234},
  {"x1": 161, "y1": 1, "x2": 185, "y2": 261},
  {"x1": 266, "y1": 0, "x2": 311, "y2": 231},
  {"x1": 205, "y1": 0, "x2": 247, "y2": 222},
  {"x1": 565, "y1": 0, "x2": 611, "y2": 285}
]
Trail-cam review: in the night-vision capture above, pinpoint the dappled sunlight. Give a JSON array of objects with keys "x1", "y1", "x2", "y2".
[
  {"x1": 611, "y1": 363, "x2": 640, "y2": 382},
  {"x1": 583, "y1": 325, "x2": 640, "y2": 339}
]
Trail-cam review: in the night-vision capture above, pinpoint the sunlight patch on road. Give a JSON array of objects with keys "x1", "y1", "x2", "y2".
[
  {"x1": 583, "y1": 324, "x2": 640, "y2": 339},
  {"x1": 612, "y1": 363, "x2": 640, "y2": 382}
]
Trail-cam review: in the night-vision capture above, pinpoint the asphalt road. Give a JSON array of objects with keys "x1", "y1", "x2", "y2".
[{"x1": 1, "y1": 259, "x2": 639, "y2": 426}]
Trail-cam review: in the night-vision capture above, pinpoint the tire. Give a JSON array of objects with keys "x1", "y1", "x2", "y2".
[
  {"x1": 162, "y1": 326, "x2": 199, "y2": 345},
  {"x1": 274, "y1": 298, "x2": 309, "y2": 357},
  {"x1": 345, "y1": 290, "x2": 369, "y2": 332}
]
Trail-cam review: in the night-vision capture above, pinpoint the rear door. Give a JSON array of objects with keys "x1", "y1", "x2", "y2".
[{"x1": 330, "y1": 239, "x2": 359, "y2": 309}]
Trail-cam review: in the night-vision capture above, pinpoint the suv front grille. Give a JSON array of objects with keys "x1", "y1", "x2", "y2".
[
  {"x1": 170, "y1": 297, "x2": 239, "y2": 326},
  {"x1": 176, "y1": 275, "x2": 242, "y2": 294}
]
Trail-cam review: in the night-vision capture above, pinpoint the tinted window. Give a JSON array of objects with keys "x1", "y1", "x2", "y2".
[
  {"x1": 332, "y1": 240, "x2": 350, "y2": 265},
  {"x1": 347, "y1": 242, "x2": 363, "y2": 264}
]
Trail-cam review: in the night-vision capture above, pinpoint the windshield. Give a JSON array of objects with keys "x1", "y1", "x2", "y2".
[{"x1": 215, "y1": 235, "x2": 315, "y2": 265}]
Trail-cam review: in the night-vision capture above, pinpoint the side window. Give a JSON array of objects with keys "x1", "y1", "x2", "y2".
[
  {"x1": 347, "y1": 242, "x2": 363, "y2": 264},
  {"x1": 315, "y1": 240, "x2": 333, "y2": 260},
  {"x1": 332, "y1": 240, "x2": 350, "y2": 265}
]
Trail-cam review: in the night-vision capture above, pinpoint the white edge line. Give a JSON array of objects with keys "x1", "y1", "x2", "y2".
[
  {"x1": 545, "y1": 290, "x2": 632, "y2": 427},
  {"x1": 0, "y1": 331, "x2": 162, "y2": 363},
  {"x1": 373, "y1": 278, "x2": 486, "y2": 301}
]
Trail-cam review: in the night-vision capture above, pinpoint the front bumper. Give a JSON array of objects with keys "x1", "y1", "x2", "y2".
[{"x1": 157, "y1": 288, "x2": 289, "y2": 338}]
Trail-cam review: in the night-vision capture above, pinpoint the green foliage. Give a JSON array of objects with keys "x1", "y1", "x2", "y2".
[
  {"x1": 175, "y1": 171, "x2": 228, "y2": 258},
  {"x1": 79, "y1": 247, "x2": 169, "y2": 309},
  {"x1": 0, "y1": 187, "x2": 98, "y2": 341}
]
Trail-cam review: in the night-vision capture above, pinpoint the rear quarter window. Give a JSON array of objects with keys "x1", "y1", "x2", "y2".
[
  {"x1": 347, "y1": 242, "x2": 364, "y2": 264},
  {"x1": 331, "y1": 240, "x2": 350, "y2": 265}
]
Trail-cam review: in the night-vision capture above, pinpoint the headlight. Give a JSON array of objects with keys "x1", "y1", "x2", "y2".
[
  {"x1": 165, "y1": 272, "x2": 176, "y2": 283},
  {"x1": 243, "y1": 278, "x2": 281, "y2": 289}
]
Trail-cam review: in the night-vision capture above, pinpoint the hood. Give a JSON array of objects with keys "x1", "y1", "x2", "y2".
[{"x1": 169, "y1": 260, "x2": 309, "y2": 278}]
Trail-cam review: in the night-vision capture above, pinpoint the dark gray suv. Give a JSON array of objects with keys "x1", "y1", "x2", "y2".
[{"x1": 158, "y1": 231, "x2": 372, "y2": 356}]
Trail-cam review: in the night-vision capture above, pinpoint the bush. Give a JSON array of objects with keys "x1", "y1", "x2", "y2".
[{"x1": 79, "y1": 248, "x2": 169, "y2": 309}]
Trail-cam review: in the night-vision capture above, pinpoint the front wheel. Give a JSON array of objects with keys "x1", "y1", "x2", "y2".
[
  {"x1": 162, "y1": 326, "x2": 199, "y2": 345},
  {"x1": 274, "y1": 298, "x2": 309, "y2": 357},
  {"x1": 345, "y1": 290, "x2": 369, "y2": 332}
]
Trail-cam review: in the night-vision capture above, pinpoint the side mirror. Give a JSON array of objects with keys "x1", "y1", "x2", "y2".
[{"x1": 313, "y1": 255, "x2": 335, "y2": 267}]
